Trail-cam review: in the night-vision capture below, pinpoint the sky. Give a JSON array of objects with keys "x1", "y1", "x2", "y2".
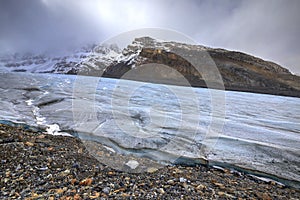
[{"x1": 0, "y1": 0, "x2": 299, "y2": 74}]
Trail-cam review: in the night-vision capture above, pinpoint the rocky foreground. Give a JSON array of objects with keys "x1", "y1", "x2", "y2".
[{"x1": 0, "y1": 124, "x2": 299, "y2": 199}]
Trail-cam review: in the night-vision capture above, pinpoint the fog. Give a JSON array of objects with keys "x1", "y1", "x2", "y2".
[{"x1": 0, "y1": 0, "x2": 299, "y2": 74}]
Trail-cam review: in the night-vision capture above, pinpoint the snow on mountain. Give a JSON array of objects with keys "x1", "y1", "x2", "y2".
[
  {"x1": 1, "y1": 36, "x2": 299, "y2": 97},
  {"x1": 0, "y1": 37, "x2": 208, "y2": 75},
  {"x1": 0, "y1": 37, "x2": 211, "y2": 76},
  {"x1": 0, "y1": 43, "x2": 122, "y2": 75}
]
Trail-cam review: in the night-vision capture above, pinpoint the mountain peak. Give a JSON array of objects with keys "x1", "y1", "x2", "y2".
[
  {"x1": 1, "y1": 37, "x2": 299, "y2": 97},
  {"x1": 102, "y1": 37, "x2": 300, "y2": 97}
]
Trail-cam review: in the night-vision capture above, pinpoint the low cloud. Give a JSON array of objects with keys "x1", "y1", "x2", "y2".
[{"x1": 0, "y1": 0, "x2": 299, "y2": 74}]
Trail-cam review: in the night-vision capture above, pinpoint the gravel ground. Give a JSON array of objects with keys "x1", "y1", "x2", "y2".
[{"x1": 0, "y1": 124, "x2": 299, "y2": 199}]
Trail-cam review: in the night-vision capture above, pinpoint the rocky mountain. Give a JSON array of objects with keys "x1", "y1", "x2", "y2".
[
  {"x1": 102, "y1": 37, "x2": 300, "y2": 97},
  {"x1": 1, "y1": 37, "x2": 299, "y2": 97},
  {"x1": 0, "y1": 45, "x2": 93, "y2": 74}
]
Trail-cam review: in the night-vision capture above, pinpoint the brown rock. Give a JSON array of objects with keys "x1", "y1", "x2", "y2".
[
  {"x1": 47, "y1": 147, "x2": 54, "y2": 151},
  {"x1": 196, "y1": 184, "x2": 206, "y2": 190},
  {"x1": 108, "y1": 171, "x2": 115, "y2": 175},
  {"x1": 89, "y1": 192, "x2": 100, "y2": 199},
  {"x1": 25, "y1": 141, "x2": 34, "y2": 147},
  {"x1": 78, "y1": 148, "x2": 83, "y2": 154},
  {"x1": 56, "y1": 188, "x2": 65, "y2": 194},
  {"x1": 37, "y1": 134, "x2": 45, "y2": 139},
  {"x1": 73, "y1": 194, "x2": 82, "y2": 200},
  {"x1": 147, "y1": 167, "x2": 158, "y2": 173},
  {"x1": 214, "y1": 182, "x2": 225, "y2": 189},
  {"x1": 217, "y1": 191, "x2": 225, "y2": 196},
  {"x1": 113, "y1": 188, "x2": 126, "y2": 193},
  {"x1": 121, "y1": 193, "x2": 131, "y2": 197},
  {"x1": 70, "y1": 179, "x2": 77, "y2": 185},
  {"x1": 79, "y1": 178, "x2": 93, "y2": 186}
]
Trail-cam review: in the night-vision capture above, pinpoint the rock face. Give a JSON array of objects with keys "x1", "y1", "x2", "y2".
[{"x1": 100, "y1": 37, "x2": 300, "y2": 97}]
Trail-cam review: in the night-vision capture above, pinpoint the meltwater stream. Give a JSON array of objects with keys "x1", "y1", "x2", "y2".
[{"x1": 0, "y1": 72, "x2": 299, "y2": 188}]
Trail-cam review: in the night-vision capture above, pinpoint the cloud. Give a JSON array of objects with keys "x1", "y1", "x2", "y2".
[
  {"x1": 207, "y1": 0, "x2": 300, "y2": 74},
  {"x1": 0, "y1": 0, "x2": 106, "y2": 53},
  {"x1": 0, "y1": 0, "x2": 161, "y2": 53},
  {"x1": 0, "y1": 0, "x2": 299, "y2": 74}
]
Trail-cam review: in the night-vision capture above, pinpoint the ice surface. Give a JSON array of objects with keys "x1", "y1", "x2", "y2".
[{"x1": 0, "y1": 72, "x2": 299, "y2": 187}]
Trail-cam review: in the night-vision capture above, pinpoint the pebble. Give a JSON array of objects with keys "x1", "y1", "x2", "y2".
[
  {"x1": 179, "y1": 177, "x2": 187, "y2": 183},
  {"x1": 214, "y1": 182, "x2": 225, "y2": 189},
  {"x1": 0, "y1": 124, "x2": 299, "y2": 199},
  {"x1": 72, "y1": 163, "x2": 80, "y2": 169},
  {"x1": 60, "y1": 169, "x2": 70, "y2": 175},
  {"x1": 108, "y1": 171, "x2": 115, "y2": 175},
  {"x1": 125, "y1": 160, "x2": 139, "y2": 169},
  {"x1": 79, "y1": 178, "x2": 93, "y2": 186},
  {"x1": 89, "y1": 192, "x2": 100, "y2": 199},
  {"x1": 102, "y1": 187, "x2": 110, "y2": 194},
  {"x1": 35, "y1": 166, "x2": 48, "y2": 171},
  {"x1": 196, "y1": 184, "x2": 206, "y2": 190},
  {"x1": 25, "y1": 141, "x2": 34, "y2": 146},
  {"x1": 217, "y1": 191, "x2": 225, "y2": 196},
  {"x1": 147, "y1": 167, "x2": 158, "y2": 173},
  {"x1": 158, "y1": 188, "x2": 165, "y2": 194},
  {"x1": 183, "y1": 182, "x2": 189, "y2": 190}
]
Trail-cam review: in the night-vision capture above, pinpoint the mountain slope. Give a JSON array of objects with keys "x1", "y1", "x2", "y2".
[
  {"x1": 101, "y1": 37, "x2": 300, "y2": 97},
  {"x1": 0, "y1": 44, "x2": 120, "y2": 75},
  {"x1": 1, "y1": 37, "x2": 299, "y2": 97}
]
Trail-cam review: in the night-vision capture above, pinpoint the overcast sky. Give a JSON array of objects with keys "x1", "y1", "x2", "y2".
[{"x1": 0, "y1": 0, "x2": 299, "y2": 74}]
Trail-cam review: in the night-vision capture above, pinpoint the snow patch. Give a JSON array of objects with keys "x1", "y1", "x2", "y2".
[
  {"x1": 25, "y1": 99, "x2": 33, "y2": 106},
  {"x1": 103, "y1": 145, "x2": 116, "y2": 153},
  {"x1": 46, "y1": 124, "x2": 60, "y2": 135}
]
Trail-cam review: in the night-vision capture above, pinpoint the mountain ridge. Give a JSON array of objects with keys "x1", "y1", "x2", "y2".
[
  {"x1": 101, "y1": 37, "x2": 300, "y2": 97},
  {"x1": 1, "y1": 37, "x2": 299, "y2": 97}
]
